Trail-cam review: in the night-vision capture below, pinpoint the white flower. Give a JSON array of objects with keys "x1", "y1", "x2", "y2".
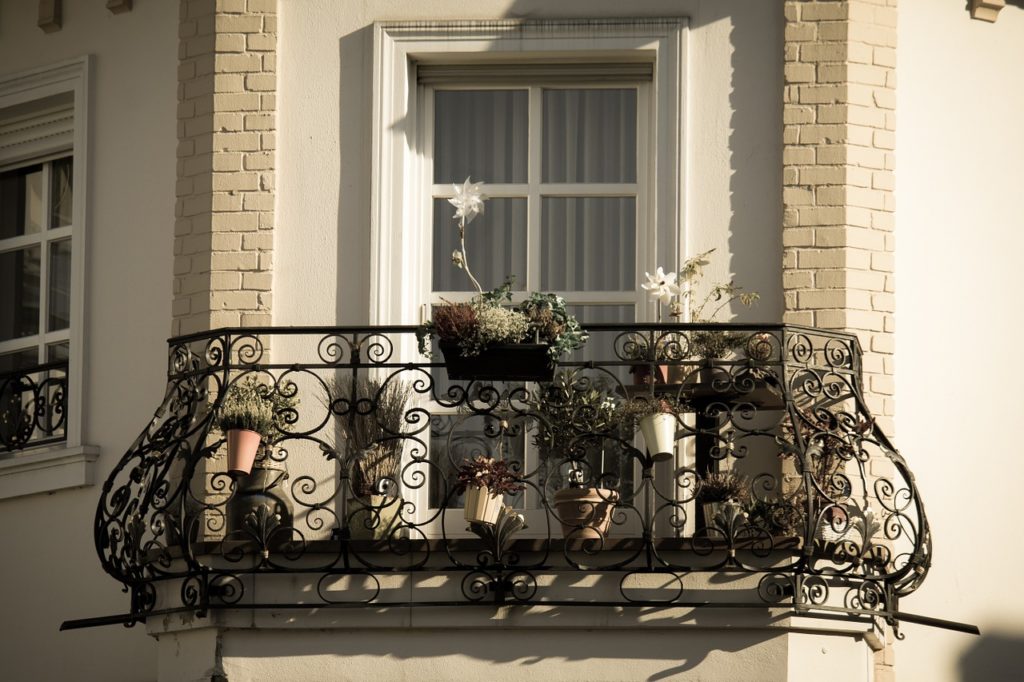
[
  {"x1": 451, "y1": 250, "x2": 465, "y2": 268},
  {"x1": 449, "y1": 177, "x2": 487, "y2": 225},
  {"x1": 641, "y1": 267, "x2": 681, "y2": 304}
]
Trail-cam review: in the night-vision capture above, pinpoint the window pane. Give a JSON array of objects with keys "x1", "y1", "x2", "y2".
[
  {"x1": 543, "y1": 89, "x2": 637, "y2": 183},
  {"x1": 541, "y1": 197, "x2": 636, "y2": 291},
  {"x1": 50, "y1": 157, "x2": 73, "y2": 228},
  {"x1": 0, "y1": 246, "x2": 41, "y2": 342},
  {"x1": 47, "y1": 239, "x2": 71, "y2": 331},
  {"x1": 434, "y1": 90, "x2": 528, "y2": 184},
  {"x1": 0, "y1": 164, "x2": 43, "y2": 239},
  {"x1": 564, "y1": 304, "x2": 635, "y2": 384},
  {"x1": 0, "y1": 348, "x2": 39, "y2": 373},
  {"x1": 47, "y1": 341, "x2": 69, "y2": 362},
  {"x1": 433, "y1": 197, "x2": 527, "y2": 292}
]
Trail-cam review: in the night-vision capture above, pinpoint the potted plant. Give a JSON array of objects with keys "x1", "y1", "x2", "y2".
[
  {"x1": 417, "y1": 178, "x2": 588, "y2": 381},
  {"x1": 777, "y1": 406, "x2": 880, "y2": 556},
  {"x1": 329, "y1": 377, "x2": 412, "y2": 540},
  {"x1": 455, "y1": 455, "x2": 525, "y2": 525},
  {"x1": 614, "y1": 396, "x2": 683, "y2": 462},
  {"x1": 529, "y1": 370, "x2": 621, "y2": 539},
  {"x1": 635, "y1": 248, "x2": 760, "y2": 386},
  {"x1": 697, "y1": 471, "x2": 749, "y2": 529},
  {"x1": 216, "y1": 377, "x2": 297, "y2": 476}
]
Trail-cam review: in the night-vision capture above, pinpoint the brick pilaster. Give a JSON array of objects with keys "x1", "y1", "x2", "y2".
[
  {"x1": 782, "y1": 3, "x2": 897, "y2": 679},
  {"x1": 173, "y1": 0, "x2": 276, "y2": 336},
  {"x1": 782, "y1": 0, "x2": 896, "y2": 432}
]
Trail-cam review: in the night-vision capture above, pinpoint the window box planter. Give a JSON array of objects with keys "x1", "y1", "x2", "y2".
[{"x1": 440, "y1": 341, "x2": 555, "y2": 382}]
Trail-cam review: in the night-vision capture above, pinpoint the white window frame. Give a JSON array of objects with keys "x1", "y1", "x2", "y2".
[
  {"x1": 370, "y1": 20, "x2": 687, "y2": 535},
  {"x1": 0, "y1": 57, "x2": 97, "y2": 500},
  {"x1": 424, "y1": 82, "x2": 649, "y2": 315},
  {"x1": 370, "y1": 18, "x2": 688, "y2": 328}
]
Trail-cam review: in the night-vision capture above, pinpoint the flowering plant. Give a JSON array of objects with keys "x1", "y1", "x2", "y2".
[
  {"x1": 216, "y1": 376, "x2": 298, "y2": 441},
  {"x1": 641, "y1": 248, "x2": 760, "y2": 359},
  {"x1": 455, "y1": 456, "x2": 525, "y2": 496},
  {"x1": 418, "y1": 177, "x2": 588, "y2": 362}
]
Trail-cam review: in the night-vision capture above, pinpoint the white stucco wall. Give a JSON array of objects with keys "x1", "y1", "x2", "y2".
[
  {"x1": 0, "y1": 2, "x2": 177, "y2": 680},
  {"x1": 896, "y1": 0, "x2": 1024, "y2": 679},
  {"x1": 274, "y1": 0, "x2": 784, "y2": 327}
]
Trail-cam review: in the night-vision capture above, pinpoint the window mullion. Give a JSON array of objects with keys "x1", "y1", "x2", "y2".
[
  {"x1": 527, "y1": 86, "x2": 542, "y2": 293},
  {"x1": 37, "y1": 161, "x2": 52, "y2": 363}
]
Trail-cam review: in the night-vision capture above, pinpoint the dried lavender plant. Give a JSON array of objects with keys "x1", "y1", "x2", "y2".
[{"x1": 327, "y1": 377, "x2": 413, "y2": 497}]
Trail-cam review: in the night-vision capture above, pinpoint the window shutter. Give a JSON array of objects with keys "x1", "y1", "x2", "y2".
[
  {"x1": 416, "y1": 62, "x2": 653, "y2": 85},
  {"x1": 0, "y1": 94, "x2": 74, "y2": 167}
]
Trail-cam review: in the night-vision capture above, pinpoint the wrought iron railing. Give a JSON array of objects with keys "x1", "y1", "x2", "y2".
[
  {"x1": 82, "y1": 324, "x2": 942, "y2": 635},
  {"x1": 0, "y1": 360, "x2": 68, "y2": 452}
]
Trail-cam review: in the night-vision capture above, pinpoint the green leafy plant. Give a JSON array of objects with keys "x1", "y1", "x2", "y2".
[
  {"x1": 216, "y1": 376, "x2": 297, "y2": 441},
  {"x1": 640, "y1": 248, "x2": 760, "y2": 360},
  {"x1": 530, "y1": 370, "x2": 618, "y2": 452}
]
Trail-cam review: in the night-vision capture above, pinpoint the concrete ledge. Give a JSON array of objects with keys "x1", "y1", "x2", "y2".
[{"x1": 0, "y1": 444, "x2": 99, "y2": 500}]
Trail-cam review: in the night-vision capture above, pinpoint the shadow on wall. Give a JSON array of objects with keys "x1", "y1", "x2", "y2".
[
  {"x1": 227, "y1": 612, "x2": 783, "y2": 682},
  {"x1": 959, "y1": 631, "x2": 1024, "y2": 681}
]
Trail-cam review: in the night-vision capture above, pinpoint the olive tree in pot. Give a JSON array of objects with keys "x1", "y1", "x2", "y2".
[{"x1": 530, "y1": 370, "x2": 621, "y2": 540}]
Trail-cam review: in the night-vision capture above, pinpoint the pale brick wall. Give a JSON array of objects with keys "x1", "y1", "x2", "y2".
[
  {"x1": 782, "y1": 0, "x2": 896, "y2": 433},
  {"x1": 782, "y1": 2, "x2": 897, "y2": 679},
  {"x1": 173, "y1": 0, "x2": 276, "y2": 336}
]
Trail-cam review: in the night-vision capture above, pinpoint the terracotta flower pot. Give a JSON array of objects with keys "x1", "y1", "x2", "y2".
[
  {"x1": 463, "y1": 485, "x2": 503, "y2": 525},
  {"x1": 553, "y1": 487, "x2": 619, "y2": 540},
  {"x1": 639, "y1": 412, "x2": 677, "y2": 461},
  {"x1": 226, "y1": 428, "x2": 262, "y2": 475}
]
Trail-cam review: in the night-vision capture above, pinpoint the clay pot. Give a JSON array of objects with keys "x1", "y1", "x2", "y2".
[
  {"x1": 226, "y1": 429, "x2": 262, "y2": 475},
  {"x1": 553, "y1": 487, "x2": 619, "y2": 540}
]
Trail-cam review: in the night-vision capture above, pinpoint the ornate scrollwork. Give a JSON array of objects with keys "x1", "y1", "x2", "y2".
[{"x1": 82, "y1": 323, "x2": 931, "y2": 634}]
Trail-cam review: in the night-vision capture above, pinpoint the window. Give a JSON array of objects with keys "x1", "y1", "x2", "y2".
[
  {"x1": 0, "y1": 58, "x2": 96, "y2": 499},
  {"x1": 427, "y1": 84, "x2": 643, "y2": 324},
  {"x1": 371, "y1": 21, "x2": 686, "y2": 533}
]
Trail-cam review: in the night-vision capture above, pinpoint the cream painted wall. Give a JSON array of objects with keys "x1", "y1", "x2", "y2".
[
  {"x1": 0, "y1": 1, "x2": 177, "y2": 680},
  {"x1": 275, "y1": 0, "x2": 784, "y2": 327},
  {"x1": 896, "y1": 1, "x2": 1024, "y2": 679}
]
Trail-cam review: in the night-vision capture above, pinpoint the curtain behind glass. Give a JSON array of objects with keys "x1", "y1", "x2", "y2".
[
  {"x1": 543, "y1": 89, "x2": 637, "y2": 184},
  {"x1": 434, "y1": 90, "x2": 528, "y2": 184},
  {"x1": 541, "y1": 197, "x2": 635, "y2": 292}
]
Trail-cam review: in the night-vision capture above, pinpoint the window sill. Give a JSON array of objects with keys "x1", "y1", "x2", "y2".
[{"x1": 0, "y1": 444, "x2": 99, "y2": 500}]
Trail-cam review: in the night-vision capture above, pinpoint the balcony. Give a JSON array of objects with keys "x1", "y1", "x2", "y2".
[{"x1": 75, "y1": 324, "x2": 948, "y2": 636}]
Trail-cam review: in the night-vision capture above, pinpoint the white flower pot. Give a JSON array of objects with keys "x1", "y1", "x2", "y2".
[
  {"x1": 463, "y1": 485, "x2": 503, "y2": 525},
  {"x1": 639, "y1": 412, "x2": 677, "y2": 461}
]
